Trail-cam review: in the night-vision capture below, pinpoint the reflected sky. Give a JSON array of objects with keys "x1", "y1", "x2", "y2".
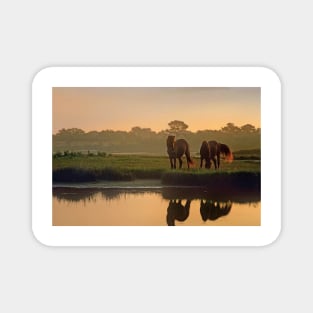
[{"x1": 53, "y1": 189, "x2": 260, "y2": 226}]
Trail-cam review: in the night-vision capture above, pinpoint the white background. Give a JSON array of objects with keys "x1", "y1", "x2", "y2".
[
  {"x1": 33, "y1": 67, "x2": 280, "y2": 247},
  {"x1": 0, "y1": 1, "x2": 310, "y2": 312}
]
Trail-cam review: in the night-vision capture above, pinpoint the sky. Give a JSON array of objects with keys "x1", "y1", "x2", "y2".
[{"x1": 53, "y1": 87, "x2": 260, "y2": 134}]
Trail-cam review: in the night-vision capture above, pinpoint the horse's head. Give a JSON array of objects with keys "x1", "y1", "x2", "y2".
[
  {"x1": 166, "y1": 135, "x2": 176, "y2": 152},
  {"x1": 220, "y1": 143, "x2": 233, "y2": 163},
  {"x1": 225, "y1": 152, "x2": 234, "y2": 163},
  {"x1": 167, "y1": 135, "x2": 175, "y2": 145}
]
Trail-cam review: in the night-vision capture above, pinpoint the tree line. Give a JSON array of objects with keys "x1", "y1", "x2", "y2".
[{"x1": 53, "y1": 121, "x2": 260, "y2": 154}]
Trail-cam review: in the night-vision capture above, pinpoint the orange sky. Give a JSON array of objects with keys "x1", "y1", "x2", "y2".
[{"x1": 53, "y1": 87, "x2": 260, "y2": 134}]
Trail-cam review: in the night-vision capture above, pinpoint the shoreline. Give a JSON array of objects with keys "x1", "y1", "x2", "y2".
[
  {"x1": 53, "y1": 184, "x2": 260, "y2": 203},
  {"x1": 53, "y1": 169, "x2": 260, "y2": 187}
]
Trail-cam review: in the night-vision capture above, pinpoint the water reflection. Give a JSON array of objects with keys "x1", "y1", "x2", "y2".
[
  {"x1": 166, "y1": 199, "x2": 191, "y2": 226},
  {"x1": 53, "y1": 187, "x2": 260, "y2": 226},
  {"x1": 165, "y1": 199, "x2": 233, "y2": 226},
  {"x1": 200, "y1": 200, "x2": 232, "y2": 221},
  {"x1": 53, "y1": 186, "x2": 260, "y2": 203},
  {"x1": 53, "y1": 187, "x2": 161, "y2": 202}
]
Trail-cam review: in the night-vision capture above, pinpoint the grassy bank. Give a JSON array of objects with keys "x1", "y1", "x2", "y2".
[
  {"x1": 161, "y1": 170, "x2": 260, "y2": 195},
  {"x1": 53, "y1": 154, "x2": 168, "y2": 182},
  {"x1": 161, "y1": 170, "x2": 260, "y2": 186},
  {"x1": 53, "y1": 153, "x2": 260, "y2": 186},
  {"x1": 53, "y1": 167, "x2": 165, "y2": 182}
]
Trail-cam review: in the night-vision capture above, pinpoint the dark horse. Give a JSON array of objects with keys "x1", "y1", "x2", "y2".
[
  {"x1": 200, "y1": 200, "x2": 232, "y2": 221},
  {"x1": 166, "y1": 199, "x2": 191, "y2": 226},
  {"x1": 166, "y1": 135, "x2": 193, "y2": 169},
  {"x1": 200, "y1": 140, "x2": 233, "y2": 169}
]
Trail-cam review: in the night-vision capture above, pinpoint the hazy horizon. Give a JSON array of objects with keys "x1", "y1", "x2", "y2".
[{"x1": 53, "y1": 87, "x2": 260, "y2": 134}]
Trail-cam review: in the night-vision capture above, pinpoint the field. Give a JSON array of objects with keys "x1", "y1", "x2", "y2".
[{"x1": 53, "y1": 150, "x2": 260, "y2": 189}]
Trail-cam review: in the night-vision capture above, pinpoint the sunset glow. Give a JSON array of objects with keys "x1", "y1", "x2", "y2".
[{"x1": 53, "y1": 87, "x2": 260, "y2": 134}]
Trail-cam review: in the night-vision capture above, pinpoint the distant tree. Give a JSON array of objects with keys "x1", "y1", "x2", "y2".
[
  {"x1": 131, "y1": 126, "x2": 155, "y2": 139},
  {"x1": 240, "y1": 124, "x2": 256, "y2": 133},
  {"x1": 53, "y1": 123, "x2": 261, "y2": 154},
  {"x1": 131, "y1": 126, "x2": 142, "y2": 133},
  {"x1": 168, "y1": 120, "x2": 189, "y2": 132},
  {"x1": 87, "y1": 131, "x2": 99, "y2": 135},
  {"x1": 221, "y1": 123, "x2": 241, "y2": 133},
  {"x1": 56, "y1": 128, "x2": 85, "y2": 136},
  {"x1": 86, "y1": 131, "x2": 100, "y2": 142},
  {"x1": 131, "y1": 126, "x2": 153, "y2": 133},
  {"x1": 54, "y1": 128, "x2": 85, "y2": 150}
]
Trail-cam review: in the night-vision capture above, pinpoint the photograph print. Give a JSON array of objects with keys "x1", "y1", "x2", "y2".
[{"x1": 52, "y1": 87, "x2": 261, "y2": 227}]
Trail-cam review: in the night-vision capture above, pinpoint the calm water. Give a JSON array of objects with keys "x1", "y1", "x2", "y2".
[{"x1": 53, "y1": 185, "x2": 260, "y2": 226}]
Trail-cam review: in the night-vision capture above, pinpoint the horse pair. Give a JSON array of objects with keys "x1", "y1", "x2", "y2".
[
  {"x1": 166, "y1": 135, "x2": 233, "y2": 169},
  {"x1": 166, "y1": 198, "x2": 232, "y2": 226}
]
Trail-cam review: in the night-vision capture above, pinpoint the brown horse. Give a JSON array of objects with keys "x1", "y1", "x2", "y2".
[
  {"x1": 200, "y1": 140, "x2": 233, "y2": 169},
  {"x1": 166, "y1": 199, "x2": 191, "y2": 226},
  {"x1": 166, "y1": 135, "x2": 194, "y2": 169},
  {"x1": 200, "y1": 200, "x2": 232, "y2": 221}
]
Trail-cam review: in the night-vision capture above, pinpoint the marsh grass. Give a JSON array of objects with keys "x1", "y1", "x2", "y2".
[
  {"x1": 161, "y1": 170, "x2": 260, "y2": 189},
  {"x1": 53, "y1": 153, "x2": 260, "y2": 184}
]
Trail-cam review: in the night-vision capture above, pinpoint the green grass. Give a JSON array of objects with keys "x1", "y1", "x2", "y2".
[
  {"x1": 53, "y1": 155, "x2": 168, "y2": 182},
  {"x1": 53, "y1": 153, "x2": 260, "y2": 184},
  {"x1": 53, "y1": 154, "x2": 168, "y2": 170},
  {"x1": 233, "y1": 149, "x2": 260, "y2": 160}
]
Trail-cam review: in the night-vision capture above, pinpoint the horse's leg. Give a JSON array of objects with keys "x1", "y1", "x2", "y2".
[
  {"x1": 173, "y1": 158, "x2": 177, "y2": 169},
  {"x1": 169, "y1": 157, "x2": 173, "y2": 169},
  {"x1": 207, "y1": 158, "x2": 212, "y2": 169},
  {"x1": 213, "y1": 157, "x2": 217, "y2": 169},
  {"x1": 178, "y1": 157, "x2": 182, "y2": 169},
  {"x1": 200, "y1": 157, "x2": 203, "y2": 168},
  {"x1": 217, "y1": 152, "x2": 220, "y2": 169},
  {"x1": 208, "y1": 159, "x2": 211, "y2": 169}
]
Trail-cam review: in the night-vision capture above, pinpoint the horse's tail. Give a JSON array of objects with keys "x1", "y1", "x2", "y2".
[
  {"x1": 220, "y1": 143, "x2": 233, "y2": 162},
  {"x1": 185, "y1": 145, "x2": 194, "y2": 167}
]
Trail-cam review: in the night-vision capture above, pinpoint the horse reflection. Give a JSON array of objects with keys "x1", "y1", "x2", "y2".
[
  {"x1": 200, "y1": 200, "x2": 232, "y2": 221},
  {"x1": 166, "y1": 199, "x2": 191, "y2": 226},
  {"x1": 166, "y1": 135, "x2": 194, "y2": 169},
  {"x1": 200, "y1": 140, "x2": 233, "y2": 169}
]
